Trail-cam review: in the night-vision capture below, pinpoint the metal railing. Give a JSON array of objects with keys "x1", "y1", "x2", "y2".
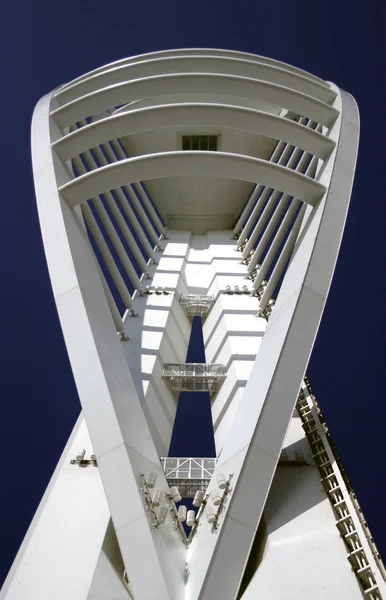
[
  {"x1": 162, "y1": 363, "x2": 226, "y2": 396},
  {"x1": 161, "y1": 457, "x2": 217, "y2": 498},
  {"x1": 180, "y1": 294, "x2": 215, "y2": 319}
]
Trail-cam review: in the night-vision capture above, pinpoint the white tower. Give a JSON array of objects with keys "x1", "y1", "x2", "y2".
[{"x1": 2, "y1": 49, "x2": 385, "y2": 600}]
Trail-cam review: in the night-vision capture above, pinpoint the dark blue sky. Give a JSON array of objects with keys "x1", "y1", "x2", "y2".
[
  {"x1": 1, "y1": 0, "x2": 386, "y2": 586},
  {"x1": 169, "y1": 316, "x2": 217, "y2": 458}
]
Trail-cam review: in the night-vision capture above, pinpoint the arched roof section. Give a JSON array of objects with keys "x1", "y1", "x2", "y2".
[
  {"x1": 53, "y1": 103, "x2": 335, "y2": 161},
  {"x1": 51, "y1": 73, "x2": 339, "y2": 130}
]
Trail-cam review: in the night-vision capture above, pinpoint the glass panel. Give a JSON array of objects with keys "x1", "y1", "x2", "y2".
[
  {"x1": 199, "y1": 135, "x2": 208, "y2": 150},
  {"x1": 209, "y1": 136, "x2": 218, "y2": 151},
  {"x1": 182, "y1": 136, "x2": 191, "y2": 151},
  {"x1": 178, "y1": 467, "x2": 190, "y2": 477},
  {"x1": 191, "y1": 136, "x2": 199, "y2": 150}
]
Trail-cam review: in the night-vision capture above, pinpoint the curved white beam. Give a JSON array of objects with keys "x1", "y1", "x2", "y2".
[
  {"x1": 57, "y1": 48, "x2": 329, "y2": 92},
  {"x1": 53, "y1": 103, "x2": 335, "y2": 162},
  {"x1": 192, "y1": 88, "x2": 360, "y2": 600},
  {"x1": 59, "y1": 151, "x2": 326, "y2": 209},
  {"x1": 51, "y1": 73, "x2": 339, "y2": 130},
  {"x1": 55, "y1": 55, "x2": 336, "y2": 106}
]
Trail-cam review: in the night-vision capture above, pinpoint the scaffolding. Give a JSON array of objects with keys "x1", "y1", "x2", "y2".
[
  {"x1": 162, "y1": 363, "x2": 226, "y2": 397},
  {"x1": 161, "y1": 457, "x2": 217, "y2": 498},
  {"x1": 180, "y1": 295, "x2": 215, "y2": 320}
]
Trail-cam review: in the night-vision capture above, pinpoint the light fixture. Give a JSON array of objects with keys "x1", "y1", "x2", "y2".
[
  {"x1": 234, "y1": 285, "x2": 240, "y2": 293},
  {"x1": 186, "y1": 510, "x2": 196, "y2": 527},
  {"x1": 193, "y1": 490, "x2": 205, "y2": 507},
  {"x1": 76, "y1": 449, "x2": 86, "y2": 461},
  {"x1": 152, "y1": 490, "x2": 164, "y2": 507},
  {"x1": 211, "y1": 489, "x2": 222, "y2": 506},
  {"x1": 217, "y1": 474, "x2": 227, "y2": 490},
  {"x1": 225, "y1": 285, "x2": 231, "y2": 294},
  {"x1": 206, "y1": 506, "x2": 216, "y2": 524},
  {"x1": 147, "y1": 472, "x2": 157, "y2": 489},
  {"x1": 169, "y1": 486, "x2": 182, "y2": 503},
  {"x1": 158, "y1": 506, "x2": 169, "y2": 524},
  {"x1": 177, "y1": 505, "x2": 187, "y2": 522}
]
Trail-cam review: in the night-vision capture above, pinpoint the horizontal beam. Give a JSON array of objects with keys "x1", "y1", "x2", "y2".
[
  {"x1": 56, "y1": 48, "x2": 329, "y2": 93},
  {"x1": 53, "y1": 103, "x2": 335, "y2": 162},
  {"x1": 55, "y1": 55, "x2": 336, "y2": 106},
  {"x1": 51, "y1": 73, "x2": 339, "y2": 130},
  {"x1": 59, "y1": 151, "x2": 326, "y2": 208}
]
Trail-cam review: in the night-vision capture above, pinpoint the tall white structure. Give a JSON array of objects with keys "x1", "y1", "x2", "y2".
[{"x1": 2, "y1": 48, "x2": 384, "y2": 600}]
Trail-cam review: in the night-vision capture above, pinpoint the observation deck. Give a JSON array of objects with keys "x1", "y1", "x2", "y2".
[{"x1": 162, "y1": 363, "x2": 226, "y2": 397}]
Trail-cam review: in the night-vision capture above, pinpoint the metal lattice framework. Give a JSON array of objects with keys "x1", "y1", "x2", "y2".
[
  {"x1": 162, "y1": 363, "x2": 226, "y2": 396},
  {"x1": 161, "y1": 458, "x2": 217, "y2": 497},
  {"x1": 161, "y1": 457, "x2": 216, "y2": 479},
  {"x1": 179, "y1": 295, "x2": 215, "y2": 319}
]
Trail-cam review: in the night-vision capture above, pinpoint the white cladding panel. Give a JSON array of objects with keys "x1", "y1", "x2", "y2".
[
  {"x1": 1, "y1": 418, "x2": 111, "y2": 600},
  {"x1": 242, "y1": 466, "x2": 364, "y2": 600},
  {"x1": 122, "y1": 126, "x2": 276, "y2": 232}
]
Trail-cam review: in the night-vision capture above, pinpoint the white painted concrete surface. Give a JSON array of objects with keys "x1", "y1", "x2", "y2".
[{"x1": 4, "y1": 49, "x2": 380, "y2": 600}]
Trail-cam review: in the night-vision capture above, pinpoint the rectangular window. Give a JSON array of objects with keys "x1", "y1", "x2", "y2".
[{"x1": 182, "y1": 135, "x2": 218, "y2": 151}]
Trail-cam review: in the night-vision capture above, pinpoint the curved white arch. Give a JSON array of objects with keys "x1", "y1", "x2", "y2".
[
  {"x1": 55, "y1": 55, "x2": 336, "y2": 106},
  {"x1": 5, "y1": 49, "x2": 369, "y2": 600},
  {"x1": 51, "y1": 72, "x2": 339, "y2": 130},
  {"x1": 196, "y1": 89, "x2": 360, "y2": 600},
  {"x1": 53, "y1": 103, "x2": 335, "y2": 161},
  {"x1": 57, "y1": 48, "x2": 329, "y2": 93},
  {"x1": 59, "y1": 151, "x2": 326, "y2": 208}
]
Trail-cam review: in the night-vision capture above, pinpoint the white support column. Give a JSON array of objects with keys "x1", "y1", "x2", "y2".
[
  {"x1": 81, "y1": 202, "x2": 135, "y2": 310},
  {"x1": 258, "y1": 203, "x2": 307, "y2": 309},
  {"x1": 73, "y1": 194, "x2": 128, "y2": 330},
  {"x1": 232, "y1": 141, "x2": 286, "y2": 237},
  {"x1": 242, "y1": 119, "x2": 315, "y2": 261},
  {"x1": 96, "y1": 263, "x2": 126, "y2": 331},
  {"x1": 136, "y1": 183, "x2": 165, "y2": 235},
  {"x1": 122, "y1": 182, "x2": 161, "y2": 248},
  {"x1": 242, "y1": 148, "x2": 305, "y2": 261},
  {"x1": 73, "y1": 157, "x2": 143, "y2": 291},
  {"x1": 101, "y1": 142, "x2": 161, "y2": 248},
  {"x1": 235, "y1": 142, "x2": 287, "y2": 246},
  {"x1": 74, "y1": 120, "x2": 157, "y2": 261},
  {"x1": 80, "y1": 147, "x2": 151, "y2": 276},
  {"x1": 246, "y1": 152, "x2": 316, "y2": 273},
  {"x1": 237, "y1": 146, "x2": 294, "y2": 251},
  {"x1": 109, "y1": 139, "x2": 166, "y2": 234},
  {"x1": 114, "y1": 185, "x2": 158, "y2": 259},
  {"x1": 235, "y1": 116, "x2": 309, "y2": 244},
  {"x1": 252, "y1": 197, "x2": 301, "y2": 291},
  {"x1": 247, "y1": 194, "x2": 289, "y2": 268}
]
